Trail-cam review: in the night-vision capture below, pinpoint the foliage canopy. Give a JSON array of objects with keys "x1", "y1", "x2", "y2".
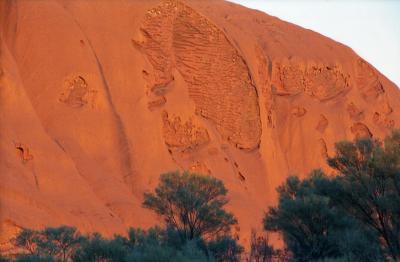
[{"x1": 143, "y1": 171, "x2": 237, "y2": 241}]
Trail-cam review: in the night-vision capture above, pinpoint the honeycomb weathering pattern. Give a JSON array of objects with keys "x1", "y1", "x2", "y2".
[
  {"x1": 139, "y1": 0, "x2": 262, "y2": 150},
  {"x1": 162, "y1": 111, "x2": 210, "y2": 151},
  {"x1": 140, "y1": 1, "x2": 175, "y2": 89},
  {"x1": 271, "y1": 60, "x2": 305, "y2": 96},
  {"x1": 271, "y1": 59, "x2": 350, "y2": 101}
]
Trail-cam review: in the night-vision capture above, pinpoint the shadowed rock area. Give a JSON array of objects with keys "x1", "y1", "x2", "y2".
[{"x1": 1, "y1": 0, "x2": 399, "y2": 250}]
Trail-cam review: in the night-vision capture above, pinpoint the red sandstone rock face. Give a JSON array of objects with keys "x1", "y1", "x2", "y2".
[{"x1": 1, "y1": 0, "x2": 399, "y2": 249}]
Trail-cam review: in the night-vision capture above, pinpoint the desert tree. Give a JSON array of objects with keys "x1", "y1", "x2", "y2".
[
  {"x1": 142, "y1": 171, "x2": 237, "y2": 241},
  {"x1": 248, "y1": 230, "x2": 275, "y2": 262},
  {"x1": 326, "y1": 131, "x2": 400, "y2": 260},
  {"x1": 38, "y1": 226, "x2": 84, "y2": 261},
  {"x1": 14, "y1": 229, "x2": 40, "y2": 255},
  {"x1": 264, "y1": 171, "x2": 350, "y2": 261},
  {"x1": 14, "y1": 226, "x2": 84, "y2": 261},
  {"x1": 125, "y1": 226, "x2": 208, "y2": 262},
  {"x1": 207, "y1": 235, "x2": 244, "y2": 262},
  {"x1": 263, "y1": 130, "x2": 400, "y2": 261},
  {"x1": 72, "y1": 233, "x2": 128, "y2": 262}
]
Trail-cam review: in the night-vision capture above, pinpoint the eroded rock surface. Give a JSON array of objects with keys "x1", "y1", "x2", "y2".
[
  {"x1": 356, "y1": 59, "x2": 385, "y2": 100},
  {"x1": 351, "y1": 122, "x2": 373, "y2": 139},
  {"x1": 137, "y1": 0, "x2": 261, "y2": 150},
  {"x1": 271, "y1": 60, "x2": 350, "y2": 101},
  {"x1": 1, "y1": 0, "x2": 399, "y2": 250},
  {"x1": 162, "y1": 111, "x2": 210, "y2": 151},
  {"x1": 59, "y1": 76, "x2": 96, "y2": 108},
  {"x1": 347, "y1": 102, "x2": 364, "y2": 120},
  {"x1": 316, "y1": 115, "x2": 329, "y2": 133},
  {"x1": 14, "y1": 143, "x2": 33, "y2": 163}
]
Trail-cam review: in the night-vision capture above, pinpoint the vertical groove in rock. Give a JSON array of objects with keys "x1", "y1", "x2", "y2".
[{"x1": 58, "y1": 6, "x2": 136, "y2": 188}]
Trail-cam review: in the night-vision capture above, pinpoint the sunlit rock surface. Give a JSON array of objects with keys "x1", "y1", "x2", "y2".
[{"x1": 1, "y1": 0, "x2": 399, "y2": 250}]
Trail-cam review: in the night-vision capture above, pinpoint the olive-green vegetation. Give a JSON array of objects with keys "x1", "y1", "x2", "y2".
[
  {"x1": 6, "y1": 172, "x2": 243, "y2": 262},
  {"x1": 142, "y1": 171, "x2": 237, "y2": 241},
  {"x1": 3, "y1": 131, "x2": 400, "y2": 261},
  {"x1": 265, "y1": 130, "x2": 400, "y2": 261}
]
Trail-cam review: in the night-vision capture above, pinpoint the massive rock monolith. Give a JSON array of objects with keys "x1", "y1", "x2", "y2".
[{"x1": 1, "y1": 0, "x2": 399, "y2": 250}]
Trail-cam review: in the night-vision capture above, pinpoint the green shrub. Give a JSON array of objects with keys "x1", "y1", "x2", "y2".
[
  {"x1": 207, "y1": 235, "x2": 243, "y2": 262},
  {"x1": 143, "y1": 171, "x2": 237, "y2": 241}
]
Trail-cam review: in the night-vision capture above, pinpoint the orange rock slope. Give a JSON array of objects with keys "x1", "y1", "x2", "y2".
[{"x1": 1, "y1": 0, "x2": 399, "y2": 248}]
